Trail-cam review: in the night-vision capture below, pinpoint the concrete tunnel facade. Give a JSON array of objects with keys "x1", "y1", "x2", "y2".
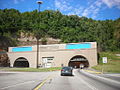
[{"x1": 8, "y1": 42, "x2": 98, "y2": 68}]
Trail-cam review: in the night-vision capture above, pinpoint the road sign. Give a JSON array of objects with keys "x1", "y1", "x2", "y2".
[
  {"x1": 42, "y1": 58, "x2": 47, "y2": 63},
  {"x1": 102, "y1": 57, "x2": 107, "y2": 63}
]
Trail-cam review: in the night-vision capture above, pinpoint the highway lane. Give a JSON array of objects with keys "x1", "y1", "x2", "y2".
[
  {"x1": 0, "y1": 71, "x2": 57, "y2": 90},
  {"x1": 78, "y1": 70, "x2": 120, "y2": 90},
  {"x1": 97, "y1": 73, "x2": 120, "y2": 82},
  {"x1": 0, "y1": 69, "x2": 120, "y2": 90},
  {"x1": 40, "y1": 70, "x2": 97, "y2": 90},
  {"x1": 40, "y1": 69, "x2": 120, "y2": 90}
]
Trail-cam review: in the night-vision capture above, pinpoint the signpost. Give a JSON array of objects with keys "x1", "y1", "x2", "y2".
[
  {"x1": 102, "y1": 57, "x2": 107, "y2": 63},
  {"x1": 102, "y1": 57, "x2": 107, "y2": 74},
  {"x1": 42, "y1": 58, "x2": 47, "y2": 68}
]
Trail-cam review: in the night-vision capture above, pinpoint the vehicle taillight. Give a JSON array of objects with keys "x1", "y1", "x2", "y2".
[{"x1": 61, "y1": 69, "x2": 64, "y2": 71}]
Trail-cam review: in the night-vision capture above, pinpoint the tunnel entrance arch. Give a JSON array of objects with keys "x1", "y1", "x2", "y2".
[
  {"x1": 13, "y1": 57, "x2": 29, "y2": 67},
  {"x1": 68, "y1": 55, "x2": 89, "y2": 68}
]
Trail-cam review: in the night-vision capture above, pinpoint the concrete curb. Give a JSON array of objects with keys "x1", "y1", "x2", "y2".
[{"x1": 80, "y1": 70, "x2": 120, "y2": 86}]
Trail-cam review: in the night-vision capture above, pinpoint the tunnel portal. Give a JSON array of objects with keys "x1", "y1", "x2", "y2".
[
  {"x1": 68, "y1": 55, "x2": 89, "y2": 68},
  {"x1": 13, "y1": 57, "x2": 29, "y2": 67}
]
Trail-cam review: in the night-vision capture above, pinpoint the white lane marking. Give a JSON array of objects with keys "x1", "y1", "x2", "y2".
[
  {"x1": 82, "y1": 70, "x2": 120, "y2": 85},
  {"x1": 0, "y1": 71, "x2": 25, "y2": 73},
  {"x1": 1, "y1": 81, "x2": 35, "y2": 89},
  {"x1": 73, "y1": 69, "x2": 76, "y2": 76},
  {"x1": 106, "y1": 74, "x2": 120, "y2": 77},
  {"x1": 79, "y1": 77, "x2": 98, "y2": 90},
  {"x1": 74, "y1": 69, "x2": 98, "y2": 90}
]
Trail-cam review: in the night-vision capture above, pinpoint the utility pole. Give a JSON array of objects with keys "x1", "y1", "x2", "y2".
[{"x1": 36, "y1": 1, "x2": 43, "y2": 68}]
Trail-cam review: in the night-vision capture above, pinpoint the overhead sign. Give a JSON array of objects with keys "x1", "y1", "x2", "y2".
[
  {"x1": 102, "y1": 57, "x2": 107, "y2": 63},
  {"x1": 71, "y1": 58, "x2": 87, "y2": 61}
]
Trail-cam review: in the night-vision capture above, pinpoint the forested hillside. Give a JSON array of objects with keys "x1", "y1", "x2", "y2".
[{"x1": 0, "y1": 9, "x2": 120, "y2": 52}]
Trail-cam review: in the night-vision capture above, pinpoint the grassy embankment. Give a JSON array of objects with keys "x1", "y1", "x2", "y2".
[
  {"x1": 92, "y1": 52, "x2": 120, "y2": 73},
  {"x1": 0, "y1": 67, "x2": 62, "y2": 72}
]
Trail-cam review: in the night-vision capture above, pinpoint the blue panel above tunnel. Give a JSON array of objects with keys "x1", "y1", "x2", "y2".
[
  {"x1": 66, "y1": 43, "x2": 91, "y2": 49},
  {"x1": 12, "y1": 47, "x2": 32, "y2": 52}
]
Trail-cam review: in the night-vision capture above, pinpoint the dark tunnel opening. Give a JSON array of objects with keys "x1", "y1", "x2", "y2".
[
  {"x1": 68, "y1": 55, "x2": 89, "y2": 68},
  {"x1": 13, "y1": 57, "x2": 29, "y2": 67}
]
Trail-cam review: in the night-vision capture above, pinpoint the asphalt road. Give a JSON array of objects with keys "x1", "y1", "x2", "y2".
[
  {"x1": 0, "y1": 69, "x2": 120, "y2": 90},
  {"x1": 0, "y1": 71, "x2": 56, "y2": 90}
]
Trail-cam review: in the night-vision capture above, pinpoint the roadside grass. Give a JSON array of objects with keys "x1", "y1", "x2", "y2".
[
  {"x1": 0, "y1": 67, "x2": 62, "y2": 72},
  {"x1": 92, "y1": 52, "x2": 120, "y2": 73}
]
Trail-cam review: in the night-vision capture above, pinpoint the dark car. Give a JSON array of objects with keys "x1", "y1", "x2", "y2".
[{"x1": 61, "y1": 67, "x2": 73, "y2": 76}]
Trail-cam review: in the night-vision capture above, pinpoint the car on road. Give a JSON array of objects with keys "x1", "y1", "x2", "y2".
[
  {"x1": 80, "y1": 64, "x2": 84, "y2": 69},
  {"x1": 61, "y1": 66, "x2": 73, "y2": 76}
]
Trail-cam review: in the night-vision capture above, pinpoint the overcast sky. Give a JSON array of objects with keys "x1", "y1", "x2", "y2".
[{"x1": 0, "y1": 0, "x2": 120, "y2": 20}]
